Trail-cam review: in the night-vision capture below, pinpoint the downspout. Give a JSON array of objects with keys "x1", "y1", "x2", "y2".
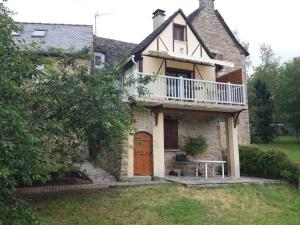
[
  {"x1": 131, "y1": 55, "x2": 138, "y2": 96},
  {"x1": 131, "y1": 55, "x2": 138, "y2": 74}
]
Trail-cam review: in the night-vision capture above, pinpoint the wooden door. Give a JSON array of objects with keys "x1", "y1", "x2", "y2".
[
  {"x1": 164, "y1": 118, "x2": 178, "y2": 149},
  {"x1": 134, "y1": 132, "x2": 153, "y2": 176}
]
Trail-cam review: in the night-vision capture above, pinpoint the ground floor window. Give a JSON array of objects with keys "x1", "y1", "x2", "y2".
[{"x1": 164, "y1": 118, "x2": 178, "y2": 149}]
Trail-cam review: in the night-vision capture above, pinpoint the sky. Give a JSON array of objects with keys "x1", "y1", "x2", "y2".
[{"x1": 5, "y1": 0, "x2": 300, "y2": 72}]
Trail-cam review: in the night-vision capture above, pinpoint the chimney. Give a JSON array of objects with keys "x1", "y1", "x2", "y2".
[
  {"x1": 152, "y1": 9, "x2": 166, "y2": 30},
  {"x1": 199, "y1": 0, "x2": 215, "y2": 11}
]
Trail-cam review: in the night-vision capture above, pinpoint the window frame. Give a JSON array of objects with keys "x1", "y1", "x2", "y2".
[
  {"x1": 173, "y1": 24, "x2": 186, "y2": 42},
  {"x1": 94, "y1": 52, "x2": 105, "y2": 69},
  {"x1": 164, "y1": 118, "x2": 179, "y2": 150},
  {"x1": 31, "y1": 30, "x2": 47, "y2": 37}
]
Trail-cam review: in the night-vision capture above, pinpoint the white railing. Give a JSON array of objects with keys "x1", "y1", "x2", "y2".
[{"x1": 130, "y1": 73, "x2": 246, "y2": 106}]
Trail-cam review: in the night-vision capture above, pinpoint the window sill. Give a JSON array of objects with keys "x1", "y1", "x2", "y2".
[
  {"x1": 174, "y1": 40, "x2": 187, "y2": 44},
  {"x1": 165, "y1": 149, "x2": 182, "y2": 152}
]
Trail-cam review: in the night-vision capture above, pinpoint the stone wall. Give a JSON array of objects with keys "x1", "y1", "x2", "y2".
[
  {"x1": 189, "y1": 2, "x2": 251, "y2": 146},
  {"x1": 165, "y1": 117, "x2": 227, "y2": 176},
  {"x1": 119, "y1": 110, "x2": 155, "y2": 181}
]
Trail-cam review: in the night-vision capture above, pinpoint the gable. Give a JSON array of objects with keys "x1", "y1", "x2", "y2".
[
  {"x1": 132, "y1": 9, "x2": 213, "y2": 60},
  {"x1": 143, "y1": 12, "x2": 210, "y2": 59}
]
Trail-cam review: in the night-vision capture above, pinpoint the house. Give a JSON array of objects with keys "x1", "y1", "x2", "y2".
[
  {"x1": 13, "y1": 0, "x2": 250, "y2": 182},
  {"x1": 111, "y1": 1, "x2": 250, "y2": 181}
]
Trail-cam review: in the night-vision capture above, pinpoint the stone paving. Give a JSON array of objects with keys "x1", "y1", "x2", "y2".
[{"x1": 164, "y1": 176, "x2": 287, "y2": 187}]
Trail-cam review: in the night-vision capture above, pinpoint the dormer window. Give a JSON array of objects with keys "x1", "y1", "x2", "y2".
[
  {"x1": 11, "y1": 31, "x2": 20, "y2": 36},
  {"x1": 32, "y1": 30, "x2": 47, "y2": 37},
  {"x1": 173, "y1": 24, "x2": 186, "y2": 42},
  {"x1": 94, "y1": 52, "x2": 105, "y2": 69}
]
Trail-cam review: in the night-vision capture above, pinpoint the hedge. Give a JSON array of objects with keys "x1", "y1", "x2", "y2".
[{"x1": 239, "y1": 146, "x2": 300, "y2": 185}]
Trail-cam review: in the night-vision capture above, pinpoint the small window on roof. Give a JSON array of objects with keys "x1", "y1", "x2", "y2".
[
  {"x1": 12, "y1": 31, "x2": 20, "y2": 36},
  {"x1": 94, "y1": 52, "x2": 105, "y2": 69},
  {"x1": 32, "y1": 30, "x2": 47, "y2": 37}
]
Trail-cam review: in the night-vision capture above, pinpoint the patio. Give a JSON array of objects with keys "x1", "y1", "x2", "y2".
[{"x1": 164, "y1": 176, "x2": 286, "y2": 187}]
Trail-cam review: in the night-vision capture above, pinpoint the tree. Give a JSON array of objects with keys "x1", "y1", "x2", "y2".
[
  {"x1": 248, "y1": 44, "x2": 281, "y2": 123},
  {"x1": 249, "y1": 79, "x2": 275, "y2": 143},
  {"x1": 277, "y1": 57, "x2": 300, "y2": 137},
  {"x1": 0, "y1": 2, "x2": 49, "y2": 224},
  {"x1": 0, "y1": 2, "x2": 147, "y2": 223}
]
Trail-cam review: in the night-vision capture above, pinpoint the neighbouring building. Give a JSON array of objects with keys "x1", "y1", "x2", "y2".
[{"x1": 13, "y1": 22, "x2": 94, "y2": 69}]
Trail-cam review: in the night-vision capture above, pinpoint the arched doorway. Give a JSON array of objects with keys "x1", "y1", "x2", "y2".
[{"x1": 134, "y1": 132, "x2": 153, "y2": 176}]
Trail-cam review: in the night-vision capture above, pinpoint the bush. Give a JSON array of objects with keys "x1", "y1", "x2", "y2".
[
  {"x1": 239, "y1": 146, "x2": 300, "y2": 185},
  {"x1": 183, "y1": 136, "x2": 208, "y2": 157}
]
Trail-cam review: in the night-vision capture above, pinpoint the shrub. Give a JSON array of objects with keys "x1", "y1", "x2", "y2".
[
  {"x1": 239, "y1": 146, "x2": 300, "y2": 185},
  {"x1": 183, "y1": 136, "x2": 208, "y2": 157}
]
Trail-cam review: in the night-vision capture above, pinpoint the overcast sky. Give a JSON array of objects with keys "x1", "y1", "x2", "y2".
[{"x1": 5, "y1": 0, "x2": 300, "y2": 72}]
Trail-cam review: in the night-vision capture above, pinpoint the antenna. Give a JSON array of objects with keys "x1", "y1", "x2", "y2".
[{"x1": 94, "y1": 11, "x2": 113, "y2": 36}]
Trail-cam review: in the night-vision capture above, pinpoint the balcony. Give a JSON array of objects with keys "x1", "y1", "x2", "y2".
[{"x1": 129, "y1": 73, "x2": 246, "y2": 111}]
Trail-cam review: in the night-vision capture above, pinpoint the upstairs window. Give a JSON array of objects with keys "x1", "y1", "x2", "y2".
[
  {"x1": 173, "y1": 24, "x2": 186, "y2": 42},
  {"x1": 94, "y1": 52, "x2": 105, "y2": 69}
]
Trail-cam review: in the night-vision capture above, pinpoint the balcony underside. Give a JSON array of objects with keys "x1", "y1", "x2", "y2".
[{"x1": 135, "y1": 96, "x2": 247, "y2": 113}]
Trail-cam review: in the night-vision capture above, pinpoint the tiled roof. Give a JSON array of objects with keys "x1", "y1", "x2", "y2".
[
  {"x1": 94, "y1": 36, "x2": 137, "y2": 68},
  {"x1": 14, "y1": 22, "x2": 93, "y2": 53},
  {"x1": 187, "y1": 9, "x2": 249, "y2": 56}
]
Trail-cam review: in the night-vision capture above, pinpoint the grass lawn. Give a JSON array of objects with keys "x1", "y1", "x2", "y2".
[
  {"x1": 253, "y1": 135, "x2": 300, "y2": 165},
  {"x1": 29, "y1": 184, "x2": 300, "y2": 225}
]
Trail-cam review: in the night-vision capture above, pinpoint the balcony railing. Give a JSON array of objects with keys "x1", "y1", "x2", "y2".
[{"x1": 129, "y1": 73, "x2": 246, "y2": 106}]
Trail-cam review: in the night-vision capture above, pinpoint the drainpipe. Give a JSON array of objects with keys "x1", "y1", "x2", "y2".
[
  {"x1": 131, "y1": 55, "x2": 138, "y2": 96},
  {"x1": 131, "y1": 55, "x2": 138, "y2": 74}
]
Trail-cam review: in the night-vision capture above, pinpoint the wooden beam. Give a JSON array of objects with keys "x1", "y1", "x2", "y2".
[
  {"x1": 161, "y1": 108, "x2": 232, "y2": 119},
  {"x1": 146, "y1": 105, "x2": 163, "y2": 126},
  {"x1": 232, "y1": 110, "x2": 243, "y2": 128}
]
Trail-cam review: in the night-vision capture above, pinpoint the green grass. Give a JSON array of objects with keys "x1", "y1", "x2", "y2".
[
  {"x1": 253, "y1": 135, "x2": 300, "y2": 165},
  {"x1": 29, "y1": 184, "x2": 300, "y2": 225}
]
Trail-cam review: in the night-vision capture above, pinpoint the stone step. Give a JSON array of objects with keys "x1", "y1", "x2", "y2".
[
  {"x1": 80, "y1": 161, "x2": 117, "y2": 183},
  {"x1": 129, "y1": 176, "x2": 152, "y2": 182}
]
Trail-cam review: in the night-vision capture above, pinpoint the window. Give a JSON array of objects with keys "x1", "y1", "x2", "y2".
[
  {"x1": 164, "y1": 118, "x2": 178, "y2": 149},
  {"x1": 31, "y1": 30, "x2": 47, "y2": 37},
  {"x1": 173, "y1": 24, "x2": 186, "y2": 42},
  {"x1": 94, "y1": 52, "x2": 105, "y2": 69},
  {"x1": 11, "y1": 31, "x2": 20, "y2": 36}
]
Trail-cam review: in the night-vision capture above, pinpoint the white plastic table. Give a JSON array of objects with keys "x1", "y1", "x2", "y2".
[{"x1": 190, "y1": 160, "x2": 227, "y2": 179}]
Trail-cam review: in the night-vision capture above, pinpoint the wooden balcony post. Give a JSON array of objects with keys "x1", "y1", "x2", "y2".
[
  {"x1": 227, "y1": 82, "x2": 232, "y2": 104},
  {"x1": 179, "y1": 76, "x2": 184, "y2": 100}
]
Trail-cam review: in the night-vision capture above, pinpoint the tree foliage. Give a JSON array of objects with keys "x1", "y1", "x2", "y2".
[
  {"x1": 249, "y1": 79, "x2": 275, "y2": 143},
  {"x1": 249, "y1": 44, "x2": 300, "y2": 140},
  {"x1": 0, "y1": 2, "x2": 146, "y2": 224},
  {"x1": 277, "y1": 58, "x2": 300, "y2": 136},
  {"x1": 0, "y1": 3, "x2": 49, "y2": 224}
]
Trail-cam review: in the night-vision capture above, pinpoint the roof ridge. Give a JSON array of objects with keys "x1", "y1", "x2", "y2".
[
  {"x1": 95, "y1": 36, "x2": 137, "y2": 46},
  {"x1": 214, "y1": 10, "x2": 249, "y2": 56},
  {"x1": 17, "y1": 21, "x2": 93, "y2": 27}
]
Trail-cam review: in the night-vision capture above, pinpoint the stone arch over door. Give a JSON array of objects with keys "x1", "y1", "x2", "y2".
[{"x1": 134, "y1": 132, "x2": 153, "y2": 176}]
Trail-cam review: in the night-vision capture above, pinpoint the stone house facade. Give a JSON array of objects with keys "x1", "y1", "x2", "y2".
[
  {"x1": 188, "y1": 0, "x2": 251, "y2": 146},
  {"x1": 15, "y1": 1, "x2": 250, "y2": 181},
  {"x1": 108, "y1": 4, "x2": 249, "y2": 181}
]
